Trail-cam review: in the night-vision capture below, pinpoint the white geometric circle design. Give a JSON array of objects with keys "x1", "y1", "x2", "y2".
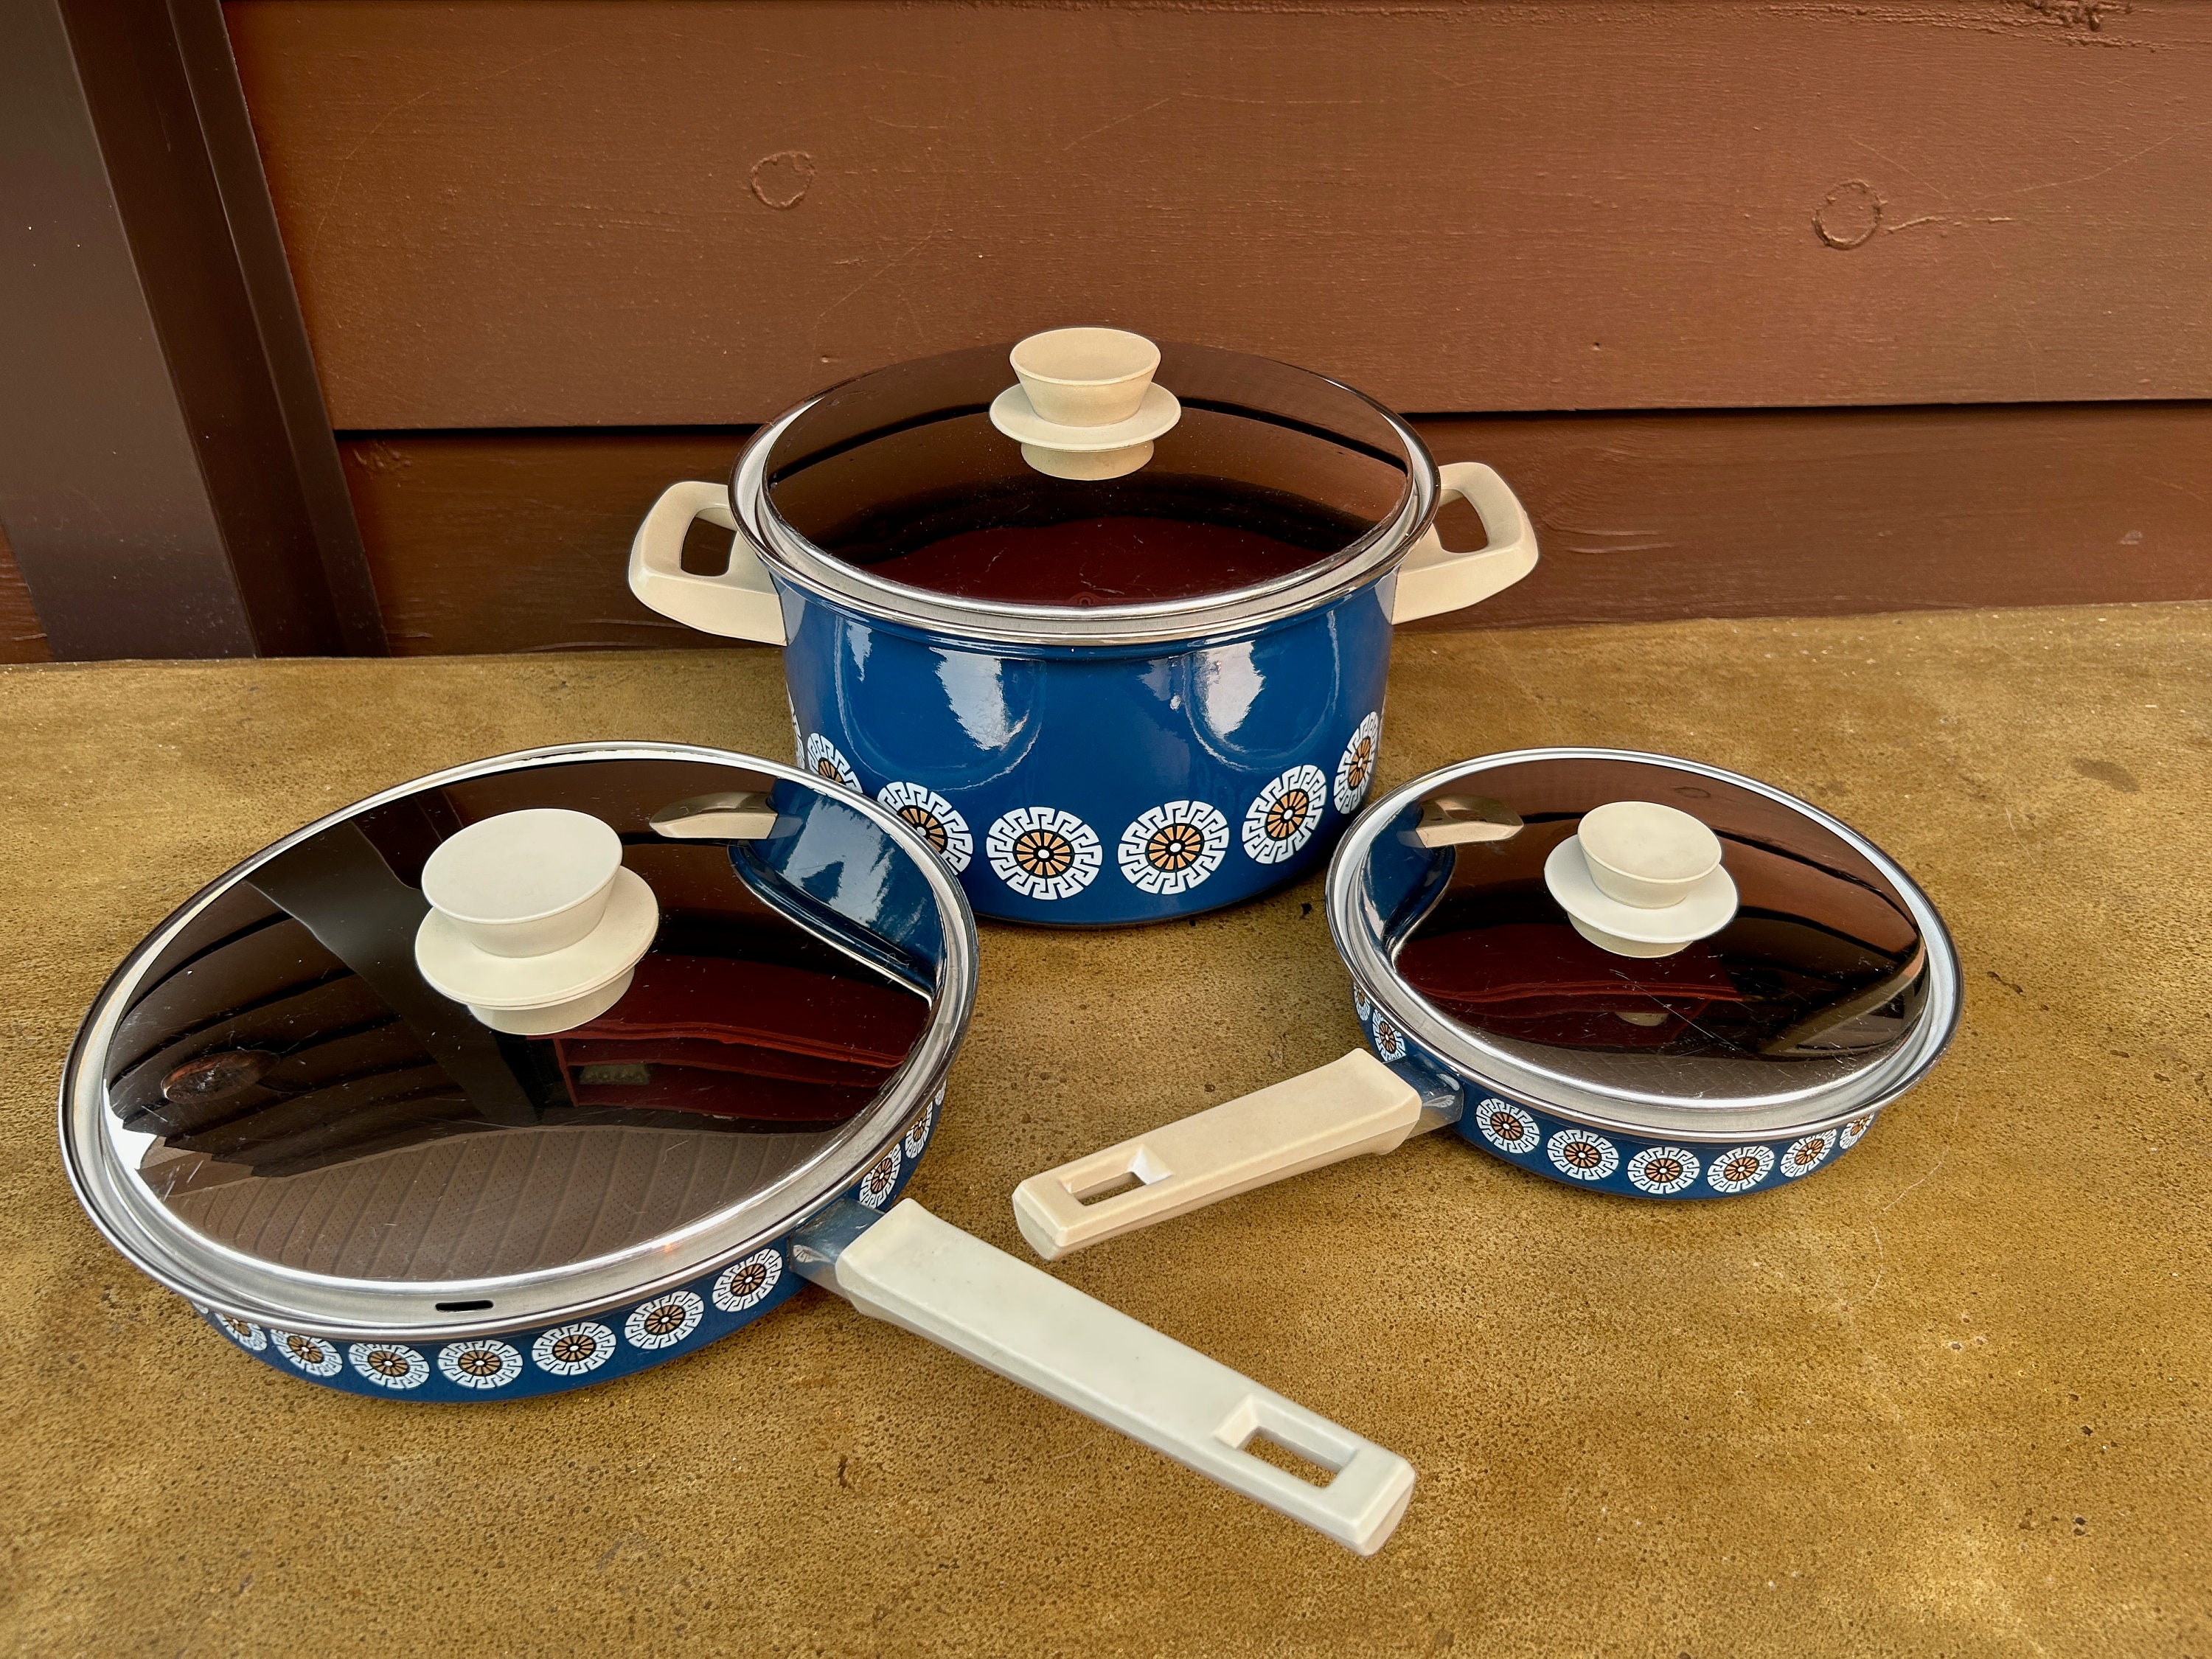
[
  {"x1": 1118, "y1": 799, "x2": 1231, "y2": 895},
  {"x1": 1546, "y1": 1127, "x2": 1621, "y2": 1183},
  {"x1": 986, "y1": 807, "x2": 1103, "y2": 901},
  {"x1": 1625, "y1": 1145, "x2": 1702, "y2": 1196},
  {"x1": 804, "y1": 732, "x2": 860, "y2": 791},
  {"x1": 1838, "y1": 1116, "x2": 1874, "y2": 1149},
  {"x1": 623, "y1": 1292, "x2": 706, "y2": 1352},
  {"x1": 1242, "y1": 765, "x2": 1329, "y2": 865},
  {"x1": 1371, "y1": 1015, "x2": 1408, "y2": 1062},
  {"x1": 437, "y1": 1338, "x2": 524, "y2": 1389},
  {"x1": 1705, "y1": 1144, "x2": 1775, "y2": 1194},
  {"x1": 218, "y1": 1314, "x2": 268, "y2": 1352},
  {"x1": 348, "y1": 1343, "x2": 431, "y2": 1390},
  {"x1": 1352, "y1": 983, "x2": 1373, "y2": 1021},
  {"x1": 787, "y1": 698, "x2": 804, "y2": 768},
  {"x1": 712, "y1": 1250, "x2": 784, "y2": 1315},
  {"x1": 903, "y1": 1091, "x2": 940, "y2": 1159},
  {"x1": 1475, "y1": 1098, "x2": 1541, "y2": 1155},
  {"x1": 877, "y1": 781, "x2": 973, "y2": 872},
  {"x1": 1334, "y1": 712, "x2": 1382, "y2": 815},
  {"x1": 1779, "y1": 1133, "x2": 1835, "y2": 1179},
  {"x1": 271, "y1": 1329, "x2": 343, "y2": 1377},
  {"x1": 532, "y1": 1321, "x2": 618, "y2": 1377},
  {"x1": 856, "y1": 1145, "x2": 904, "y2": 1210}
]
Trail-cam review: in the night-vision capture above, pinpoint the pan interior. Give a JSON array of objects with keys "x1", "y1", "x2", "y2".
[{"x1": 95, "y1": 757, "x2": 939, "y2": 1283}]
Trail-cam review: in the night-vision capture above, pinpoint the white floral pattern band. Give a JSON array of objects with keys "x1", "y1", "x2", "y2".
[
  {"x1": 1705, "y1": 1144, "x2": 1775, "y2": 1194},
  {"x1": 1546, "y1": 1128, "x2": 1621, "y2": 1183},
  {"x1": 712, "y1": 1250, "x2": 784, "y2": 1315},
  {"x1": 877, "y1": 781, "x2": 973, "y2": 873},
  {"x1": 532, "y1": 1322, "x2": 618, "y2": 1377},
  {"x1": 437, "y1": 1339, "x2": 524, "y2": 1390},
  {"x1": 1118, "y1": 799, "x2": 1231, "y2": 895},
  {"x1": 985, "y1": 806, "x2": 1102, "y2": 901},
  {"x1": 803, "y1": 732, "x2": 860, "y2": 792},
  {"x1": 855, "y1": 1145, "x2": 904, "y2": 1210},
  {"x1": 1242, "y1": 765, "x2": 1329, "y2": 865},
  {"x1": 348, "y1": 1342, "x2": 431, "y2": 1389},
  {"x1": 1475, "y1": 1099, "x2": 1541, "y2": 1155},
  {"x1": 623, "y1": 1292, "x2": 706, "y2": 1352},
  {"x1": 271, "y1": 1329, "x2": 344, "y2": 1377},
  {"x1": 1625, "y1": 1145, "x2": 1702, "y2": 1196},
  {"x1": 1334, "y1": 712, "x2": 1382, "y2": 815},
  {"x1": 1779, "y1": 1133, "x2": 1834, "y2": 1178}
]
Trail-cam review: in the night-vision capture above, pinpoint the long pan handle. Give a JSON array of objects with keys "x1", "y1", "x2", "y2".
[
  {"x1": 1012, "y1": 1051, "x2": 1422, "y2": 1262},
  {"x1": 818, "y1": 1200, "x2": 1415, "y2": 1554}
]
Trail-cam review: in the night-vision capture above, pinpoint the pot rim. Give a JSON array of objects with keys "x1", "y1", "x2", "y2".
[
  {"x1": 1326, "y1": 748, "x2": 1961, "y2": 1141},
  {"x1": 730, "y1": 355, "x2": 1440, "y2": 649},
  {"x1": 57, "y1": 742, "x2": 978, "y2": 1343}
]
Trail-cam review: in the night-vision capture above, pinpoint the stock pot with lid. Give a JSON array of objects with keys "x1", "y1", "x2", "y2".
[{"x1": 629, "y1": 329, "x2": 1539, "y2": 925}]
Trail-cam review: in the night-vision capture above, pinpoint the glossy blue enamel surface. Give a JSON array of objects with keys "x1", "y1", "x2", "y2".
[
  {"x1": 1348, "y1": 983, "x2": 1878, "y2": 1200},
  {"x1": 779, "y1": 582, "x2": 1395, "y2": 925},
  {"x1": 197, "y1": 1093, "x2": 941, "y2": 1401}
]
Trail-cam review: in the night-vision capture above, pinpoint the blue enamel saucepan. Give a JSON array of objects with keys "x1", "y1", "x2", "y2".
[
  {"x1": 59, "y1": 743, "x2": 1415, "y2": 1553},
  {"x1": 1015, "y1": 749, "x2": 1961, "y2": 1258},
  {"x1": 627, "y1": 329, "x2": 1539, "y2": 928}
]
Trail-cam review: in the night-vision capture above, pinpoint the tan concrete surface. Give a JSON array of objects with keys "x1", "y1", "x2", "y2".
[{"x1": 1, "y1": 606, "x2": 2206, "y2": 1657}]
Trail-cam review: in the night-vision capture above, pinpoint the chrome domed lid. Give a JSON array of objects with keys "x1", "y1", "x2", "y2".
[
  {"x1": 736, "y1": 338, "x2": 1435, "y2": 648},
  {"x1": 59, "y1": 745, "x2": 975, "y2": 1340},
  {"x1": 1328, "y1": 750, "x2": 1959, "y2": 1141}
]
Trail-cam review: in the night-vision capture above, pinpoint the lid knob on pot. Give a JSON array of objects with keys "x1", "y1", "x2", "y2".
[
  {"x1": 1541, "y1": 800, "x2": 1739, "y2": 959},
  {"x1": 413, "y1": 808, "x2": 661, "y2": 1035},
  {"x1": 988, "y1": 327, "x2": 1182, "y2": 480}
]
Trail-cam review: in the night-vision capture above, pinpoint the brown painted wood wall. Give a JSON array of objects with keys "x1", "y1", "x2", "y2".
[
  {"x1": 162, "y1": 0, "x2": 2212, "y2": 655},
  {"x1": 338, "y1": 404, "x2": 2212, "y2": 655}
]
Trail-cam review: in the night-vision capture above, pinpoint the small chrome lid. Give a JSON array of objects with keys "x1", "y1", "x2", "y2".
[
  {"x1": 59, "y1": 745, "x2": 975, "y2": 1340},
  {"x1": 1327, "y1": 750, "x2": 1960, "y2": 1141},
  {"x1": 737, "y1": 340, "x2": 1436, "y2": 648}
]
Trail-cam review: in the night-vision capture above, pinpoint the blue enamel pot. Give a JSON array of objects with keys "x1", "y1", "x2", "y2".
[
  {"x1": 1014, "y1": 751, "x2": 1960, "y2": 1259},
  {"x1": 629, "y1": 336, "x2": 1540, "y2": 926},
  {"x1": 58, "y1": 744, "x2": 1417, "y2": 1552}
]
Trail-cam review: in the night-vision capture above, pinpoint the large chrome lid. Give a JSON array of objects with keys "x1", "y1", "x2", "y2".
[
  {"x1": 736, "y1": 338, "x2": 1436, "y2": 648},
  {"x1": 59, "y1": 745, "x2": 975, "y2": 1340},
  {"x1": 1329, "y1": 751, "x2": 1960, "y2": 1141}
]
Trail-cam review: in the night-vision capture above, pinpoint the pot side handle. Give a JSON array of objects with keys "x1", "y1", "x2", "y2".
[
  {"x1": 1390, "y1": 461, "x2": 1539, "y2": 625},
  {"x1": 830, "y1": 1199, "x2": 1417, "y2": 1556},
  {"x1": 627, "y1": 479, "x2": 787, "y2": 644},
  {"x1": 1012, "y1": 1051, "x2": 1421, "y2": 1262}
]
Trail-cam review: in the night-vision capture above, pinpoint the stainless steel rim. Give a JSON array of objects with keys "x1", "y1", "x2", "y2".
[
  {"x1": 1325, "y1": 749, "x2": 1961, "y2": 1141},
  {"x1": 731, "y1": 390, "x2": 1439, "y2": 650},
  {"x1": 58, "y1": 742, "x2": 979, "y2": 1342}
]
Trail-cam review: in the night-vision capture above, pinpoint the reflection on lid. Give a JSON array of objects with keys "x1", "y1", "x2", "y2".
[
  {"x1": 1385, "y1": 760, "x2": 1930, "y2": 1082},
  {"x1": 762, "y1": 343, "x2": 1411, "y2": 609},
  {"x1": 101, "y1": 759, "x2": 935, "y2": 1281}
]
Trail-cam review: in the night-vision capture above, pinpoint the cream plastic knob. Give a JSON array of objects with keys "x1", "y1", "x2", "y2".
[
  {"x1": 1543, "y1": 800, "x2": 1737, "y2": 959},
  {"x1": 989, "y1": 327, "x2": 1182, "y2": 481},
  {"x1": 421, "y1": 808, "x2": 622, "y2": 957},
  {"x1": 1577, "y1": 801, "x2": 1722, "y2": 908},
  {"x1": 414, "y1": 809, "x2": 659, "y2": 1034}
]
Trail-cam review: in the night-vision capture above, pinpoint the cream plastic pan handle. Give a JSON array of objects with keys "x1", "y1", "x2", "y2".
[
  {"x1": 1391, "y1": 461, "x2": 1540, "y2": 624},
  {"x1": 1013, "y1": 1051, "x2": 1422, "y2": 1262},
  {"x1": 815, "y1": 1199, "x2": 1416, "y2": 1555},
  {"x1": 627, "y1": 479, "x2": 787, "y2": 644}
]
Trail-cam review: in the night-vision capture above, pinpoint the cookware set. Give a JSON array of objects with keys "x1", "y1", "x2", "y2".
[{"x1": 60, "y1": 330, "x2": 1958, "y2": 1560}]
